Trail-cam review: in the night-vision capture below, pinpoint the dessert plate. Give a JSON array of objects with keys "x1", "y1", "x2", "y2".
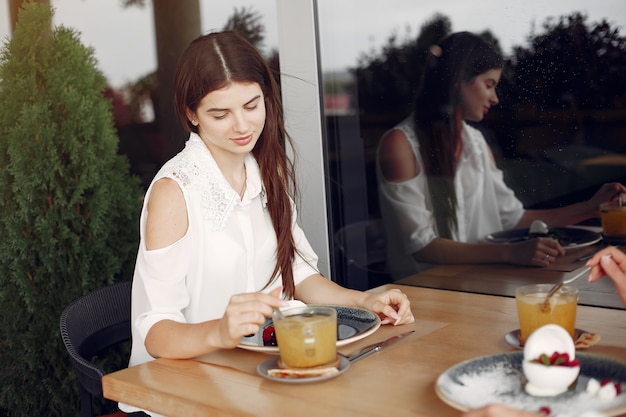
[
  {"x1": 486, "y1": 227, "x2": 602, "y2": 250},
  {"x1": 257, "y1": 355, "x2": 350, "y2": 384},
  {"x1": 238, "y1": 305, "x2": 381, "y2": 353},
  {"x1": 505, "y1": 329, "x2": 600, "y2": 350},
  {"x1": 435, "y1": 352, "x2": 626, "y2": 415}
]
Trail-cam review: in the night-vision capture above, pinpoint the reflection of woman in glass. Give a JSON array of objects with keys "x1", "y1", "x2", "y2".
[{"x1": 376, "y1": 32, "x2": 625, "y2": 279}]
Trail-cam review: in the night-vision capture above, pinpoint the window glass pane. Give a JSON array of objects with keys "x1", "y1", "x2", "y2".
[{"x1": 317, "y1": 0, "x2": 626, "y2": 288}]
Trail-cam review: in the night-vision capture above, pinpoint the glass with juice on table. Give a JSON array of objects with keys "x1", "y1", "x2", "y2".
[
  {"x1": 273, "y1": 305, "x2": 338, "y2": 368},
  {"x1": 515, "y1": 284, "x2": 579, "y2": 345}
]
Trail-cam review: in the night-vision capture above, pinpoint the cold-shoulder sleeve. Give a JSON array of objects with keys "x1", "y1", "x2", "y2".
[
  {"x1": 133, "y1": 231, "x2": 192, "y2": 344},
  {"x1": 130, "y1": 170, "x2": 194, "y2": 346}
]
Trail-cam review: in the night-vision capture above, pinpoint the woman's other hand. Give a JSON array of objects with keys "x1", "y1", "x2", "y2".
[
  {"x1": 295, "y1": 275, "x2": 414, "y2": 326},
  {"x1": 362, "y1": 288, "x2": 415, "y2": 325}
]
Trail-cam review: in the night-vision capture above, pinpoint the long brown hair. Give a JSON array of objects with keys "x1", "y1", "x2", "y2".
[
  {"x1": 413, "y1": 32, "x2": 503, "y2": 238},
  {"x1": 173, "y1": 31, "x2": 298, "y2": 298}
]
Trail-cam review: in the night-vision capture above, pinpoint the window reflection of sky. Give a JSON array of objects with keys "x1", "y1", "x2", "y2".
[
  {"x1": 2, "y1": 1, "x2": 623, "y2": 84},
  {"x1": 317, "y1": 0, "x2": 626, "y2": 71}
]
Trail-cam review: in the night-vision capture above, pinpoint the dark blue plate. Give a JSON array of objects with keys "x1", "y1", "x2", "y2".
[{"x1": 238, "y1": 305, "x2": 381, "y2": 353}]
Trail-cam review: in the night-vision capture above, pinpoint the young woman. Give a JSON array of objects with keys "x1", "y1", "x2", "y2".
[
  {"x1": 377, "y1": 31, "x2": 625, "y2": 280},
  {"x1": 123, "y1": 30, "x2": 414, "y2": 416}
]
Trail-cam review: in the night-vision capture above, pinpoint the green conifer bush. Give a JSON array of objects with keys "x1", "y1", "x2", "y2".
[{"x1": 0, "y1": 2, "x2": 143, "y2": 415}]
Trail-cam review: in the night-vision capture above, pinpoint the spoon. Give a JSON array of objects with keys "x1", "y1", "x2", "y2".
[
  {"x1": 541, "y1": 266, "x2": 590, "y2": 312},
  {"x1": 541, "y1": 253, "x2": 613, "y2": 312},
  {"x1": 273, "y1": 307, "x2": 284, "y2": 320}
]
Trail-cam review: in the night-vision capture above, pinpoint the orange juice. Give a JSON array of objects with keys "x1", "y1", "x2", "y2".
[
  {"x1": 515, "y1": 284, "x2": 578, "y2": 345},
  {"x1": 273, "y1": 306, "x2": 337, "y2": 368},
  {"x1": 600, "y1": 202, "x2": 626, "y2": 237}
]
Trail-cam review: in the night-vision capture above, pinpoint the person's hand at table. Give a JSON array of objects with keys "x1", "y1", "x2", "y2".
[
  {"x1": 361, "y1": 288, "x2": 414, "y2": 325},
  {"x1": 217, "y1": 286, "x2": 284, "y2": 349},
  {"x1": 295, "y1": 275, "x2": 414, "y2": 326},
  {"x1": 508, "y1": 237, "x2": 565, "y2": 267},
  {"x1": 145, "y1": 286, "x2": 285, "y2": 358},
  {"x1": 587, "y1": 246, "x2": 626, "y2": 308}
]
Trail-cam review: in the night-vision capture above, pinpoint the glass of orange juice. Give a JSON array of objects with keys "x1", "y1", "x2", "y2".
[
  {"x1": 273, "y1": 305, "x2": 337, "y2": 368},
  {"x1": 515, "y1": 284, "x2": 578, "y2": 345},
  {"x1": 600, "y1": 202, "x2": 626, "y2": 237}
]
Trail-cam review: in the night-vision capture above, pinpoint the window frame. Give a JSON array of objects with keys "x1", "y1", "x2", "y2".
[{"x1": 276, "y1": 0, "x2": 333, "y2": 278}]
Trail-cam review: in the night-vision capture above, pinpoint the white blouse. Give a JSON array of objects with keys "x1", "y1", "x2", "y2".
[
  {"x1": 376, "y1": 117, "x2": 524, "y2": 279},
  {"x1": 123, "y1": 134, "x2": 319, "y2": 415}
]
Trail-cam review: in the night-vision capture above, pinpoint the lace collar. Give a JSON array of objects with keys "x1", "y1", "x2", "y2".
[{"x1": 166, "y1": 133, "x2": 265, "y2": 231}]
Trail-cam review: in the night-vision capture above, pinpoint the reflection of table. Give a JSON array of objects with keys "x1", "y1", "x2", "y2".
[
  {"x1": 102, "y1": 285, "x2": 626, "y2": 417},
  {"x1": 396, "y1": 244, "x2": 625, "y2": 310}
]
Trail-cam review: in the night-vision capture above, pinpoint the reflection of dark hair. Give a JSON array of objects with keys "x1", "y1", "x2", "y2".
[
  {"x1": 173, "y1": 31, "x2": 298, "y2": 298},
  {"x1": 413, "y1": 32, "x2": 503, "y2": 238}
]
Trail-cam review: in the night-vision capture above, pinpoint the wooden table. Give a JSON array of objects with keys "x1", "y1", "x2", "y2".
[
  {"x1": 102, "y1": 285, "x2": 626, "y2": 417},
  {"x1": 396, "y1": 244, "x2": 625, "y2": 310}
]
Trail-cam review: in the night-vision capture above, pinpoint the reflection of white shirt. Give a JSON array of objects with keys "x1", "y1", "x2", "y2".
[
  {"x1": 376, "y1": 117, "x2": 524, "y2": 279},
  {"x1": 123, "y1": 133, "x2": 319, "y2": 416}
]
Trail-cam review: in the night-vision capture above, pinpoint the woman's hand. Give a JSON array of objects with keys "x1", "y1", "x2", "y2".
[
  {"x1": 361, "y1": 288, "x2": 414, "y2": 325},
  {"x1": 506, "y1": 237, "x2": 565, "y2": 267},
  {"x1": 587, "y1": 246, "x2": 626, "y2": 308},
  {"x1": 295, "y1": 275, "x2": 413, "y2": 326},
  {"x1": 145, "y1": 286, "x2": 284, "y2": 358},
  {"x1": 217, "y1": 287, "x2": 284, "y2": 349}
]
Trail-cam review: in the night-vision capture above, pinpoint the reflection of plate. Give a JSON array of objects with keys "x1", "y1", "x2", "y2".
[
  {"x1": 505, "y1": 329, "x2": 599, "y2": 350},
  {"x1": 238, "y1": 305, "x2": 381, "y2": 353},
  {"x1": 436, "y1": 352, "x2": 626, "y2": 415},
  {"x1": 257, "y1": 355, "x2": 350, "y2": 384},
  {"x1": 486, "y1": 227, "x2": 602, "y2": 250}
]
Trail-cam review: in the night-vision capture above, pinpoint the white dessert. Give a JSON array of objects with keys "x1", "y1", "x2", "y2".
[
  {"x1": 587, "y1": 377, "x2": 619, "y2": 400},
  {"x1": 522, "y1": 324, "x2": 580, "y2": 396}
]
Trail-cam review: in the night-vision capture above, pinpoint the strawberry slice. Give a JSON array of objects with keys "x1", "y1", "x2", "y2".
[
  {"x1": 262, "y1": 325, "x2": 277, "y2": 346},
  {"x1": 531, "y1": 351, "x2": 579, "y2": 367}
]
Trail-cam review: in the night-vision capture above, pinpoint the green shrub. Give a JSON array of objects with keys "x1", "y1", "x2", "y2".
[{"x1": 0, "y1": 2, "x2": 142, "y2": 415}]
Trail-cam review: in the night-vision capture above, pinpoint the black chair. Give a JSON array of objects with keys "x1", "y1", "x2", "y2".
[{"x1": 60, "y1": 281, "x2": 132, "y2": 417}]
